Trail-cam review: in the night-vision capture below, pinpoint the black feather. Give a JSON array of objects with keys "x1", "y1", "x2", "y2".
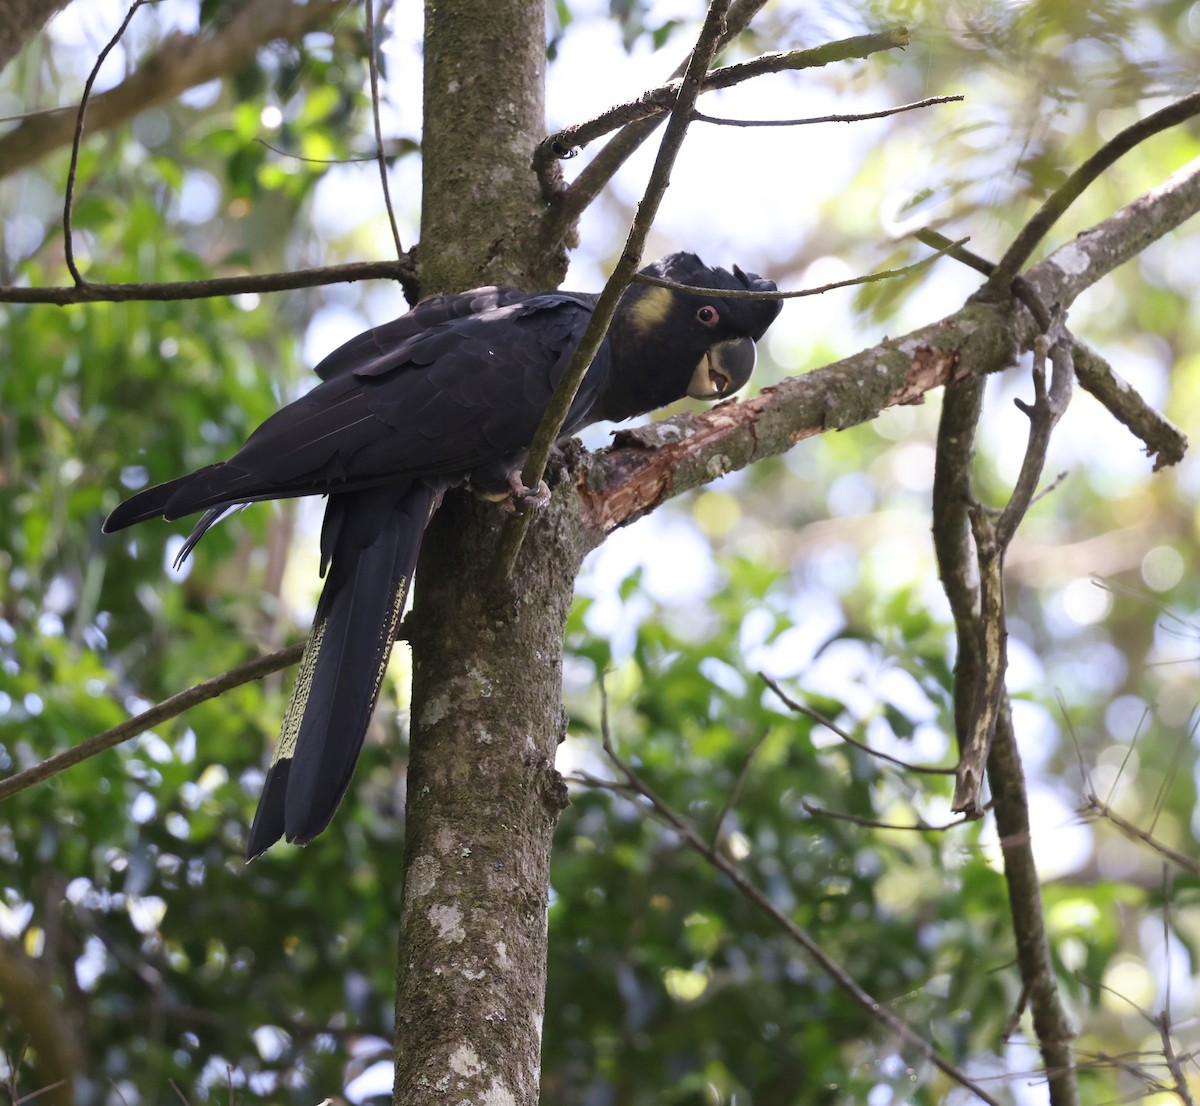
[{"x1": 245, "y1": 482, "x2": 440, "y2": 858}]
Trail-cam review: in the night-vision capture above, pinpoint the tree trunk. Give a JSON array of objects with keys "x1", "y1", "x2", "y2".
[{"x1": 393, "y1": 3, "x2": 577, "y2": 1103}]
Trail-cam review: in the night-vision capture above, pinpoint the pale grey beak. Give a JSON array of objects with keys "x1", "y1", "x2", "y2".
[{"x1": 686, "y1": 336, "x2": 757, "y2": 400}]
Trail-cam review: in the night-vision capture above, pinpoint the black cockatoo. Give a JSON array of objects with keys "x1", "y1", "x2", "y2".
[{"x1": 104, "y1": 252, "x2": 781, "y2": 857}]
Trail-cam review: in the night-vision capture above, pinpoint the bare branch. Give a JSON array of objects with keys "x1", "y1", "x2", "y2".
[
  {"x1": 711, "y1": 729, "x2": 771, "y2": 846},
  {"x1": 577, "y1": 146, "x2": 1200, "y2": 538},
  {"x1": 918, "y1": 228, "x2": 1188, "y2": 470},
  {"x1": 0, "y1": 645, "x2": 304, "y2": 802},
  {"x1": 573, "y1": 129, "x2": 1200, "y2": 542},
  {"x1": 760, "y1": 672, "x2": 955, "y2": 776},
  {"x1": 987, "y1": 705, "x2": 1080, "y2": 1106},
  {"x1": 64, "y1": 0, "x2": 150, "y2": 285},
  {"x1": 801, "y1": 801, "x2": 971, "y2": 833},
  {"x1": 1156, "y1": 1011, "x2": 1196, "y2": 1106},
  {"x1": 632, "y1": 235, "x2": 969, "y2": 300},
  {"x1": 0, "y1": 258, "x2": 420, "y2": 305},
  {"x1": 692, "y1": 94, "x2": 963, "y2": 128},
  {"x1": 538, "y1": 19, "x2": 908, "y2": 238},
  {"x1": 1073, "y1": 345, "x2": 1188, "y2": 471},
  {"x1": 953, "y1": 312, "x2": 1074, "y2": 814},
  {"x1": 538, "y1": 30, "x2": 912, "y2": 167},
  {"x1": 1082, "y1": 795, "x2": 1200, "y2": 875},
  {"x1": 365, "y1": 0, "x2": 405, "y2": 262},
  {"x1": 1025, "y1": 155, "x2": 1200, "y2": 310},
  {"x1": 0, "y1": 0, "x2": 351, "y2": 183}
]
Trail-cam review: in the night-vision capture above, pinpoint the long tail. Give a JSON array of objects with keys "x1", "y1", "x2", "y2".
[{"x1": 245, "y1": 483, "x2": 440, "y2": 859}]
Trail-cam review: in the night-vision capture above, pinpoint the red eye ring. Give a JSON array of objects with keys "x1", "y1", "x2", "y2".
[{"x1": 696, "y1": 305, "x2": 719, "y2": 327}]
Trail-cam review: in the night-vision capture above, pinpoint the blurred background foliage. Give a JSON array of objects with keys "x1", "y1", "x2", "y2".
[{"x1": 1, "y1": 0, "x2": 1199, "y2": 1103}]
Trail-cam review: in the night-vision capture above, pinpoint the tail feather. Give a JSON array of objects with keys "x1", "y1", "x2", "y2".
[
  {"x1": 102, "y1": 471, "x2": 207, "y2": 533},
  {"x1": 103, "y1": 462, "x2": 261, "y2": 533},
  {"x1": 245, "y1": 483, "x2": 439, "y2": 859}
]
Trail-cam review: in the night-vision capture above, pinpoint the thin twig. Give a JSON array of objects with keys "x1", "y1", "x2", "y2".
[
  {"x1": 540, "y1": 21, "x2": 909, "y2": 235},
  {"x1": 489, "y1": 0, "x2": 733, "y2": 589},
  {"x1": 539, "y1": 29, "x2": 910, "y2": 170},
  {"x1": 633, "y1": 235, "x2": 969, "y2": 301},
  {"x1": 256, "y1": 137, "x2": 381, "y2": 165},
  {"x1": 692, "y1": 94, "x2": 963, "y2": 127},
  {"x1": 1156, "y1": 1012, "x2": 1196, "y2": 1106},
  {"x1": 711, "y1": 729, "x2": 771, "y2": 846},
  {"x1": 1081, "y1": 795, "x2": 1200, "y2": 875},
  {"x1": 0, "y1": 258, "x2": 420, "y2": 306},
  {"x1": 533, "y1": 0, "x2": 770, "y2": 204},
  {"x1": 801, "y1": 801, "x2": 970, "y2": 833},
  {"x1": 14, "y1": 1082, "x2": 69, "y2": 1106},
  {"x1": 0, "y1": 645, "x2": 304, "y2": 802},
  {"x1": 64, "y1": 0, "x2": 150, "y2": 285},
  {"x1": 365, "y1": 0, "x2": 405, "y2": 262},
  {"x1": 595, "y1": 680, "x2": 1002, "y2": 1106},
  {"x1": 760, "y1": 672, "x2": 956, "y2": 776}
]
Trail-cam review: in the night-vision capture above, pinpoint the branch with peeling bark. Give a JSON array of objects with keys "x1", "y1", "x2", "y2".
[{"x1": 580, "y1": 158, "x2": 1200, "y2": 537}]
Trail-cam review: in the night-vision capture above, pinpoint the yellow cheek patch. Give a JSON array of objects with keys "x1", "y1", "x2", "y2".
[{"x1": 627, "y1": 286, "x2": 675, "y2": 334}]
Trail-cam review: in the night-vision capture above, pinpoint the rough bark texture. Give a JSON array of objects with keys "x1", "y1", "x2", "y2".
[
  {"x1": 395, "y1": 480, "x2": 586, "y2": 1105},
  {"x1": 418, "y1": 0, "x2": 563, "y2": 294},
  {"x1": 394, "y1": 2, "x2": 570, "y2": 1104}
]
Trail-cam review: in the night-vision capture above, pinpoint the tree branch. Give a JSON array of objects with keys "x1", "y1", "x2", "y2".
[
  {"x1": 365, "y1": 0, "x2": 405, "y2": 262},
  {"x1": 537, "y1": 30, "x2": 912, "y2": 167},
  {"x1": 533, "y1": 0, "x2": 768, "y2": 205},
  {"x1": 759, "y1": 672, "x2": 955, "y2": 776},
  {"x1": 0, "y1": 0, "x2": 350, "y2": 183},
  {"x1": 917, "y1": 227, "x2": 1188, "y2": 470},
  {"x1": 63, "y1": 0, "x2": 150, "y2": 285},
  {"x1": 577, "y1": 157, "x2": 1200, "y2": 538},
  {"x1": 0, "y1": 644, "x2": 304, "y2": 802},
  {"x1": 1022, "y1": 155, "x2": 1200, "y2": 308},
  {"x1": 539, "y1": 28, "x2": 911, "y2": 231},
  {"x1": 987, "y1": 705, "x2": 1079, "y2": 1106},
  {"x1": 0, "y1": 258, "x2": 420, "y2": 305},
  {"x1": 952, "y1": 313, "x2": 1073, "y2": 815},
  {"x1": 692, "y1": 93, "x2": 962, "y2": 128},
  {"x1": 632, "y1": 234, "x2": 967, "y2": 299}
]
